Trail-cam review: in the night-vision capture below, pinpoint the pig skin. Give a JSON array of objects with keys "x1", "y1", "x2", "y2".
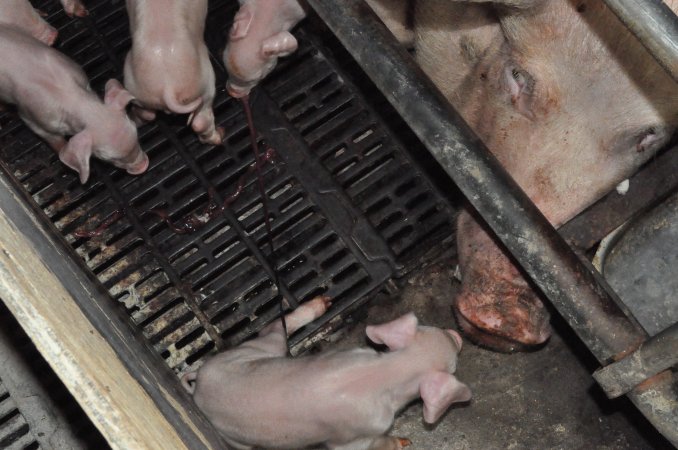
[
  {"x1": 0, "y1": 0, "x2": 58, "y2": 46},
  {"x1": 407, "y1": 0, "x2": 678, "y2": 351},
  {"x1": 222, "y1": 0, "x2": 307, "y2": 98},
  {"x1": 123, "y1": 0, "x2": 223, "y2": 145},
  {"x1": 0, "y1": 26, "x2": 147, "y2": 183},
  {"x1": 183, "y1": 296, "x2": 471, "y2": 450}
]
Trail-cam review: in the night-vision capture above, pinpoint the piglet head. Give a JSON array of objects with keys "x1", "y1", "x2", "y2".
[
  {"x1": 78, "y1": 79, "x2": 149, "y2": 181},
  {"x1": 224, "y1": 2, "x2": 303, "y2": 98},
  {"x1": 367, "y1": 313, "x2": 471, "y2": 424}
]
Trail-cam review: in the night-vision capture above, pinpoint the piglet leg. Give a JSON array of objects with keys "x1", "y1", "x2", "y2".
[
  {"x1": 189, "y1": 105, "x2": 224, "y2": 146},
  {"x1": 60, "y1": 0, "x2": 88, "y2": 17},
  {"x1": 260, "y1": 295, "x2": 331, "y2": 337}
]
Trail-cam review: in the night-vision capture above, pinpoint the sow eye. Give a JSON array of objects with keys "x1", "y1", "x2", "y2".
[
  {"x1": 503, "y1": 65, "x2": 536, "y2": 119},
  {"x1": 636, "y1": 127, "x2": 664, "y2": 153},
  {"x1": 635, "y1": 126, "x2": 675, "y2": 155}
]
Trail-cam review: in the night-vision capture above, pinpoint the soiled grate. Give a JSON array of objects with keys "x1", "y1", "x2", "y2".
[
  {"x1": 0, "y1": 0, "x2": 457, "y2": 377},
  {"x1": 0, "y1": 380, "x2": 38, "y2": 450},
  {"x1": 0, "y1": 303, "x2": 109, "y2": 450}
]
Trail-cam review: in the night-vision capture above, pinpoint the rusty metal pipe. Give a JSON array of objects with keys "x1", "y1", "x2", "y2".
[
  {"x1": 594, "y1": 321, "x2": 678, "y2": 399},
  {"x1": 602, "y1": 0, "x2": 678, "y2": 83},
  {"x1": 302, "y1": 0, "x2": 678, "y2": 444}
]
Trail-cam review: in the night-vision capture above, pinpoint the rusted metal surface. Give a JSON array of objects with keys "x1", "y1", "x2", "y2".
[{"x1": 594, "y1": 322, "x2": 678, "y2": 399}]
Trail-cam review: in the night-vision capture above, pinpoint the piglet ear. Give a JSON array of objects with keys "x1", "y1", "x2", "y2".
[
  {"x1": 60, "y1": 131, "x2": 92, "y2": 184},
  {"x1": 365, "y1": 313, "x2": 418, "y2": 351},
  {"x1": 261, "y1": 31, "x2": 298, "y2": 57},
  {"x1": 104, "y1": 79, "x2": 134, "y2": 111},
  {"x1": 230, "y1": 3, "x2": 254, "y2": 39},
  {"x1": 420, "y1": 371, "x2": 471, "y2": 424}
]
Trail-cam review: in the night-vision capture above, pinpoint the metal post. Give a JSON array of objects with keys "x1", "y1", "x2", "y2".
[
  {"x1": 302, "y1": 0, "x2": 678, "y2": 444},
  {"x1": 602, "y1": 0, "x2": 678, "y2": 83}
]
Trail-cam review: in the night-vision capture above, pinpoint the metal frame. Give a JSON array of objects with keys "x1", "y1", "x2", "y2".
[{"x1": 302, "y1": 0, "x2": 678, "y2": 445}]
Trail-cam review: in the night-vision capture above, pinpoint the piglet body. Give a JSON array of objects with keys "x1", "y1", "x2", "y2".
[
  {"x1": 0, "y1": 0, "x2": 58, "y2": 45},
  {"x1": 0, "y1": 26, "x2": 147, "y2": 183},
  {"x1": 124, "y1": 0, "x2": 222, "y2": 145},
  {"x1": 184, "y1": 297, "x2": 471, "y2": 450},
  {"x1": 223, "y1": 0, "x2": 306, "y2": 97}
]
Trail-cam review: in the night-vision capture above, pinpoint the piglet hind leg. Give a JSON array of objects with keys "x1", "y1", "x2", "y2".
[{"x1": 189, "y1": 106, "x2": 224, "y2": 146}]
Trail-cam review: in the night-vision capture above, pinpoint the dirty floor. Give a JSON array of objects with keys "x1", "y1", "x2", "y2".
[{"x1": 312, "y1": 259, "x2": 673, "y2": 450}]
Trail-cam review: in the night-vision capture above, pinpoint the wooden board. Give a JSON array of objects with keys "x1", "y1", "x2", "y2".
[{"x1": 0, "y1": 168, "x2": 225, "y2": 450}]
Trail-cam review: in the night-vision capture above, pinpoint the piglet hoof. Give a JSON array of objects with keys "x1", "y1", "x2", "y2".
[
  {"x1": 40, "y1": 27, "x2": 58, "y2": 47},
  {"x1": 397, "y1": 437, "x2": 412, "y2": 448},
  {"x1": 307, "y1": 295, "x2": 332, "y2": 317},
  {"x1": 63, "y1": 0, "x2": 88, "y2": 17}
]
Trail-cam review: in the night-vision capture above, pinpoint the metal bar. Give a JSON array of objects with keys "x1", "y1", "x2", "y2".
[
  {"x1": 602, "y1": 0, "x2": 678, "y2": 84},
  {"x1": 594, "y1": 321, "x2": 678, "y2": 399},
  {"x1": 302, "y1": 0, "x2": 678, "y2": 445},
  {"x1": 559, "y1": 145, "x2": 678, "y2": 251}
]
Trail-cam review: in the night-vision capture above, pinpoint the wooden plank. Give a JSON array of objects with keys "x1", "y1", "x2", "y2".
[{"x1": 0, "y1": 169, "x2": 225, "y2": 450}]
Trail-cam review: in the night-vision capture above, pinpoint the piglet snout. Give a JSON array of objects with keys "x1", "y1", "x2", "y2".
[{"x1": 123, "y1": 150, "x2": 149, "y2": 175}]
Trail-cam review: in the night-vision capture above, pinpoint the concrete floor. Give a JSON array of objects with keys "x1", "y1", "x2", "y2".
[{"x1": 314, "y1": 259, "x2": 673, "y2": 450}]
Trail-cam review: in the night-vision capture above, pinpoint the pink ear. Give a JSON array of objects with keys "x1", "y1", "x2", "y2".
[
  {"x1": 230, "y1": 4, "x2": 254, "y2": 39},
  {"x1": 104, "y1": 79, "x2": 134, "y2": 111},
  {"x1": 59, "y1": 131, "x2": 92, "y2": 184},
  {"x1": 365, "y1": 313, "x2": 418, "y2": 350},
  {"x1": 420, "y1": 371, "x2": 472, "y2": 424},
  {"x1": 261, "y1": 31, "x2": 299, "y2": 57}
]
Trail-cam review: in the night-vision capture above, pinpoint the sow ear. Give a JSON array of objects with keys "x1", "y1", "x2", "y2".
[
  {"x1": 365, "y1": 313, "x2": 418, "y2": 351},
  {"x1": 420, "y1": 371, "x2": 472, "y2": 424},
  {"x1": 104, "y1": 79, "x2": 135, "y2": 111},
  {"x1": 60, "y1": 131, "x2": 93, "y2": 184}
]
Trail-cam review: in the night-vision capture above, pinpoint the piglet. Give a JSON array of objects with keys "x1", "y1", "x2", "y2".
[
  {"x1": 182, "y1": 296, "x2": 471, "y2": 449},
  {"x1": 0, "y1": 0, "x2": 58, "y2": 46},
  {"x1": 223, "y1": 0, "x2": 307, "y2": 98},
  {"x1": 0, "y1": 26, "x2": 148, "y2": 183},
  {"x1": 123, "y1": 0, "x2": 223, "y2": 145}
]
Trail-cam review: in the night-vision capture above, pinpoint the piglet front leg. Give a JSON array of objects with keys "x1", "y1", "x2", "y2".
[
  {"x1": 245, "y1": 295, "x2": 332, "y2": 356},
  {"x1": 181, "y1": 295, "x2": 331, "y2": 393}
]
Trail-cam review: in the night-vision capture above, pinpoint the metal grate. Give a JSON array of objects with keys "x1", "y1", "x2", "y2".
[{"x1": 0, "y1": 0, "x2": 457, "y2": 378}]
